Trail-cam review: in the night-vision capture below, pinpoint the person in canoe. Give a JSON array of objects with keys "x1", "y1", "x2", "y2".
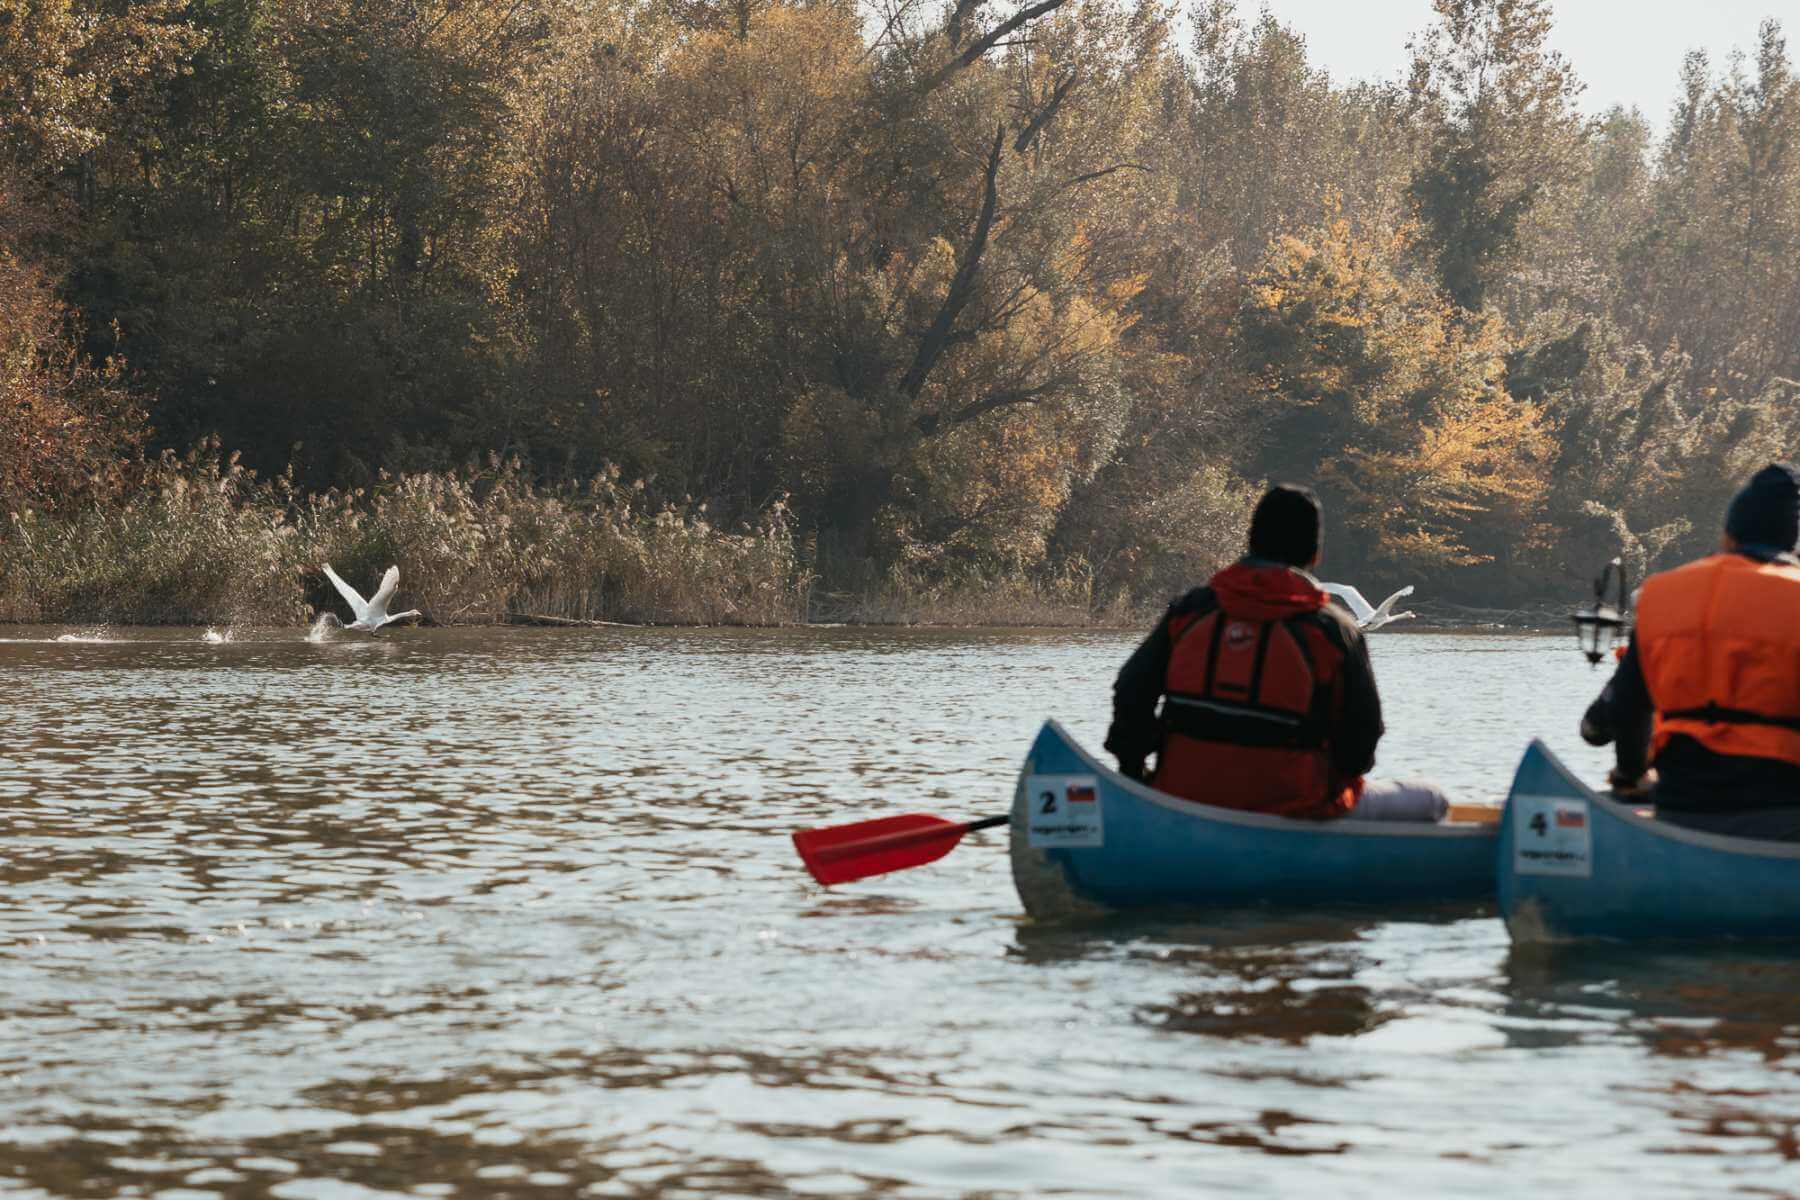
[
  {"x1": 1581, "y1": 463, "x2": 1800, "y2": 841},
  {"x1": 1104, "y1": 483, "x2": 1447, "y2": 821}
]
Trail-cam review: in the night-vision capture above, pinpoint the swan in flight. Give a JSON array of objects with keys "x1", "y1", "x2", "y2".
[
  {"x1": 321, "y1": 564, "x2": 423, "y2": 633},
  {"x1": 1320, "y1": 582, "x2": 1416, "y2": 631}
]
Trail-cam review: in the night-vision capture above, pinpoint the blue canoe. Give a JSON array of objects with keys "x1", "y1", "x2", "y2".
[
  {"x1": 1498, "y1": 739, "x2": 1800, "y2": 943},
  {"x1": 1008, "y1": 720, "x2": 1498, "y2": 919}
]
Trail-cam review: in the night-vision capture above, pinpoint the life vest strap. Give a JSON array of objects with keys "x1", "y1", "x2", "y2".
[
  {"x1": 1664, "y1": 703, "x2": 1800, "y2": 733},
  {"x1": 1164, "y1": 693, "x2": 1314, "y2": 749}
]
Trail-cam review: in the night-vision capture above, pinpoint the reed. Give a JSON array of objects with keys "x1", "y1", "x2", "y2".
[
  {"x1": 812, "y1": 561, "x2": 1145, "y2": 628},
  {"x1": 0, "y1": 444, "x2": 305, "y2": 625},
  {"x1": 0, "y1": 449, "x2": 811, "y2": 627}
]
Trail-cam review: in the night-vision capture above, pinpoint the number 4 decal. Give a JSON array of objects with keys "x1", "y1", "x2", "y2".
[{"x1": 1513, "y1": 795, "x2": 1591, "y2": 878}]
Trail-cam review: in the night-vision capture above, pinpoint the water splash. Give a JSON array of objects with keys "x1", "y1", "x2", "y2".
[
  {"x1": 202, "y1": 627, "x2": 233, "y2": 644},
  {"x1": 54, "y1": 626, "x2": 113, "y2": 643},
  {"x1": 307, "y1": 613, "x2": 341, "y2": 643}
]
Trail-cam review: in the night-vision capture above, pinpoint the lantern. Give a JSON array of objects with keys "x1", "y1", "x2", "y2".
[{"x1": 1572, "y1": 556, "x2": 1629, "y2": 667}]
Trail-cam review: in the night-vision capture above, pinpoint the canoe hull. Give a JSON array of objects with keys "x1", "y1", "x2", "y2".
[
  {"x1": 1498, "y1": 740, "x2": 1800, "y2": 943},
  {"x1": 1009, "y1": 721, "x2": 1497, "y2": 918}
]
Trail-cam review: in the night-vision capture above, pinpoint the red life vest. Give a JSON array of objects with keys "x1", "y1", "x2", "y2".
[
  {"x1": 1637, "y1": 552, "x2": 1800, "y2": 767},
  {"x1": 1154, "y1": 564, "x2": 1358, "y2": 819}
]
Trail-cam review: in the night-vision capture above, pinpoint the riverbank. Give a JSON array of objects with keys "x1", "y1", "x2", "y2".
[
  {"x1": 0, "y1": 448, "x2": 1581, "y2": 631},
  {"x1": 0, "y1": 449, "x2": 1143, "y2": 629},
  {"x1": 0, "y1": 449, "x2": 810, "y2": 628}
]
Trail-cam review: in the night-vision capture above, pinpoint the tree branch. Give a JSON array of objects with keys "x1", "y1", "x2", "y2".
[
  {"x1": 945, "y1": 0, "x2": 985, "y2": 52},
  {"x1": 862, "y1": 0, "x2": 930, "y2": 62},
  {"x1": 1014, "y1": 70, "x2": 1078, "y2": 153},
  {"x1": 916, "y1": 380, "x2": 1063, "y2": 435},
  {"x1": 898, "y1": 124, "x2": 1006, "y2": 400},
  {"x1": 1059, "y1": 162, "x2": 1152, "y2": 191},
  {"x1": 922, "y1": 0, "x2": 1072, "y2": 92}
]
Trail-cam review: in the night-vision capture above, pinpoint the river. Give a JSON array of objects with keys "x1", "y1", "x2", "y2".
[{"x1": 1, "y1": 626, "x2": 1796, "y2": 1198}]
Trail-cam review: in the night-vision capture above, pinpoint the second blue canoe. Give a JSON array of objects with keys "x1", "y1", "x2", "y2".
[{"x1": 1498, "y1": 739, "x2": 1800, "y2": 943}]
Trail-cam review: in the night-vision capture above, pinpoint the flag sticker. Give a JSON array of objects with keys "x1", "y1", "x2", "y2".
[
  {"x1": 1555, "y1": 808, "x2": 1586, "y2": 829},
  {"x1": 1024, "y1": 775, "x2": 1104, "y2": 848}
]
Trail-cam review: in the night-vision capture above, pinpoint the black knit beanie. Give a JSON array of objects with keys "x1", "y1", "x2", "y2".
[
  {"x1": 1247, "y1": 484, "x2": 1322, "y2": 566},
  {"x1": 1725, "y1": 463, "x2": 1800, "y2": 553}
]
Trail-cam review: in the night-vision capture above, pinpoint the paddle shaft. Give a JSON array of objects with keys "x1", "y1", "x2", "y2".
[
  {"x1": 813, "y1": 805, "x2": 1493, "y2": 863},
  {"x1": 810, "y1": 813, "x2": 1008, "y2": 863}
]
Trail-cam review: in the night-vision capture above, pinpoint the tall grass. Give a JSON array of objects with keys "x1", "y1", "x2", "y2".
[
  {"x1": 0, "y1": 446, "x2": 305, "y2": 625},
  {"x1": 0, "y1": 446, "x2": 811, "y2": 626},
  {"x1": 810, "y1": 560, "x2": 1144, "y2": 628}
]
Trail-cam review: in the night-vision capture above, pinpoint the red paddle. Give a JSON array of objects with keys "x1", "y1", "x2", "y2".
[{"x1": 792, "y1": 813, "x2": 1010, "y2": 886}]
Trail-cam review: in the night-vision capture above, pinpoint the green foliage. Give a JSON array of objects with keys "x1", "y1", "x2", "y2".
[
  {"x1": 1407, "y1": 0, "x2": 1587, "y2": 311},
  {"x1": 1619, "y1": 21, "x2": 1800, "y2": 396}
]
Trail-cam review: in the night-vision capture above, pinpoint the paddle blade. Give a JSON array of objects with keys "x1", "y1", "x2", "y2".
[{"x1": 792, "y1": 813, "x2": 970, "y2": 886}]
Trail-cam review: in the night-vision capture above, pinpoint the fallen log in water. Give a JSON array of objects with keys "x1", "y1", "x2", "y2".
[{"x1": 505, "y1": 612, "x2": 648, "y2": 628}]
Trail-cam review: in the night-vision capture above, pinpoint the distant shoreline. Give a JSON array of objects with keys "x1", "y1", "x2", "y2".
[{"x1": 0, "y1": 607, "x2": 1577, "y2": 634}]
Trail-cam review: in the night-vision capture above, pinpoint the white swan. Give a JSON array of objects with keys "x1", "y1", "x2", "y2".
[
  {"x1": 321, "y1": 564, "x2": 423, "y2": 633},
  {"x1": 1320, "y1": 582, "x2": 1416, "y2": 631}
]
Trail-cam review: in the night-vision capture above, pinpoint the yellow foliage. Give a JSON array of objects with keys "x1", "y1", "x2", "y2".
[
  {"x1": 1239, "y1": 215, "x2": 1550, "y2": 567},
  {"x1": 666, "y1": 4, "x2": 866, "y2": 210},
  {"x1": 1238, "y1": 218, "x2": 1449, "y2": 427},
  {"x1": 1337, "y1": 396, "x2": 1551, "y2": 565}
]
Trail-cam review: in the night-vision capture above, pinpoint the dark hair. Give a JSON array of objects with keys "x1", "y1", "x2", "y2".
[{"x1": 1247, "y1": 484, "x2": 1322, "y2": 566}]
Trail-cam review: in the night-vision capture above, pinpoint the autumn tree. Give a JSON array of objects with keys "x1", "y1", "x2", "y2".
[
  {"x1": 1233, "y1": 216, "x2": 1550, "y2": 579},
  {"x1": 512, "y1": 0, "x2": 1174, "y2": 584},
  {"x1": 0, "y1": 0, "x2": 193, "y2": 509},
  {"x1": 1619, "y1": 21, "x2": 1800, "y2": 397},
  {"x1": 61, "y1": 0, "x2": 544, "y2": 483},
  {"x1": 1407, "y1": 0, "x2": 1587, "y2": 313}
]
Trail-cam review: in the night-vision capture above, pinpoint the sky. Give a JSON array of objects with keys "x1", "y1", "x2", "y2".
[{"x1": 1258, "y1": 0, "x2": 1789, "y2": 124}]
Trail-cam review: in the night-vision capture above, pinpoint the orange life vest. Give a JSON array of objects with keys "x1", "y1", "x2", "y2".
[
  {"x1": 1155, "y1": 605, "x2": 1357, "y2": 819},
  {"x1": 1636, "y1": 552, "x2": 1800, "y2": 768}
]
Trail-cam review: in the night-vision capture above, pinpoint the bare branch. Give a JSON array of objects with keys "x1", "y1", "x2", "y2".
[
  {"x1": 922, "y1": 0, "x2": 1073, "y2": 92},
  {"x1": 1057, "y1": 162, "x2": 1152, "y2": 192},
  {"x1": 861, "y1": 0, "x2": 930, "y2": 62},
  {"x1": 1014, "y1": 70, "x2": 1078, "y2": 153},
  {"x1": 917, "y1": 380, "x2": 1064, "y2": 435},
  {"x1": 898, "y1": 124, "x2": 1006, "y2": 400},
  {"x1": 945, "y1": 0, "x2": 985, "y2": 52}
]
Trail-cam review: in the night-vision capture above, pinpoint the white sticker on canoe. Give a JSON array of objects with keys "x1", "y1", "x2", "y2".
[
  {"x1": 1512, "y1": 794, "x2": 1592, "y2": 878},
  {"x1": 1025, "y1": 775, "x2": 1103, "y2": 848}
]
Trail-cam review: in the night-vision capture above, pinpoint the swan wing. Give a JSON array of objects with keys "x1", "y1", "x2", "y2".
[
  {"x1": 322, "y1": 564, "x2": 369, "y2": 619},
  {"x1": 1373, "y1": 585, "x2": 1416, "y2": 618},
  {"x1": 369, "y1": 565, "x2": 400, "y2": 618},
  {"x1": 1319, "y1": 582, "x2": 1374, "y2": 623}
]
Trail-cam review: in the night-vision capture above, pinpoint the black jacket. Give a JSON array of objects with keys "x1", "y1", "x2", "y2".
[
  {"x1": 1582, "y1": 633, "x2": 1800, "y2": 817},
  {"x1": 1104, "y1": 571, "x2": 1384, "y2": 781}
]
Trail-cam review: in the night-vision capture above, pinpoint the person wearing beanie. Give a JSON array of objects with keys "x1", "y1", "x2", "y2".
[
  {"x1": 1581, "y1": 463, "x2": 1800, "y2": 839},
  {"x1": 1105, "y1": 484, "x2": 1449, "y2": 822}
]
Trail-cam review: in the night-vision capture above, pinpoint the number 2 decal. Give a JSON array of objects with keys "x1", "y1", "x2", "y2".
[{"x1": 1024, "y1": 775, "x2": 1103, "y2": 848}]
